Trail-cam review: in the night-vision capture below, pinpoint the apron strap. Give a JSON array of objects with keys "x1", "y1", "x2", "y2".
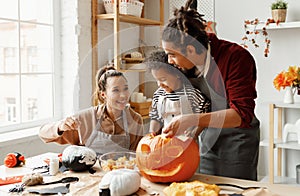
[
  {"x1": 85, "y1": 107, "x2": 129, "y2": 147},
  {"x1": 122, "y1": 109, "x2": 129, "y2": 135},
  {"x1": 157, "y1": 96, "x2": 166, "y2": 120},
  {"x1": 180, "y1": 85, "x2": 193, "y2": 115}
]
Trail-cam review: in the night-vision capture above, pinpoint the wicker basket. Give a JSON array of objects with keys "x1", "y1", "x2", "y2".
[{"x1": 103, "y1": 0, "x2": 144, "y2": 17}]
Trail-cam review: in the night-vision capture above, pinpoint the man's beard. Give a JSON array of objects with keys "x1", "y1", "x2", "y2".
[
  {"x1": 171, "y1": 64, "x2": 198, "y2": 78},
  {"x1": 181, "y1": 66, "x2": 198, "y2": 78}
]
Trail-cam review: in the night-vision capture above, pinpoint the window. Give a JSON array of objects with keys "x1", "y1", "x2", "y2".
[
  {"x1": 5, "y1": 98, "x2": 17, "y2": 122},
  {"x1": 0, "y1": 0, "x2": 60, "y2": 133},
  {"x1": 27, "y1": 98, "x2": 38, "y2": 121},
  {"x1": 3, "y1": 47, "x2": 18, "y2": 72},
  {"x1": 26, "y1": 46, "x2": 38, "y2": 72}
]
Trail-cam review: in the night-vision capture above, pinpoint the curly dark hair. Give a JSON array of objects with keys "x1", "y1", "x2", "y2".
[
  {"x1": 162, "y1": 0, "x2": 209, "y2": 55},
  {"x1": 145, "y1": 50, "x2": 190, "y2": 85},
  {"x1": 144, "y1": 50, "x2": 169, "y2": 71}
]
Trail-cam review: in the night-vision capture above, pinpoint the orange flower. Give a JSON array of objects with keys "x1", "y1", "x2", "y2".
[{"x1": 273, "y1": 66, "x2": 300, "y2": 91}]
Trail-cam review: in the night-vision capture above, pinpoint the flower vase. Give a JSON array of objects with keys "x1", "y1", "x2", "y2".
[{"x1": 283, "y1": 87, "x2": 295, "y2": 104}]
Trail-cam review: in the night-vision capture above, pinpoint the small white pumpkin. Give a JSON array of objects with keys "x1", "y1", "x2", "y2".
[{"x1": 99, "y1": 169, "x2": 141, "y2": 196}]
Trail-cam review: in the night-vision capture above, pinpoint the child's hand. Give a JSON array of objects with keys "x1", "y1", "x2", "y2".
[
  {"x1": 58, "y1": 117, "x2": 80, "y2": 133},
  {"x1": 162, "y1": 114, "x2": 197, "y2": 138}
]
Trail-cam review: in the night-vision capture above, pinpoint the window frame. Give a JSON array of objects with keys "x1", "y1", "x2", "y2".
[{"x1": 0, "y1": 0, "x2": 61, "y2": 133}]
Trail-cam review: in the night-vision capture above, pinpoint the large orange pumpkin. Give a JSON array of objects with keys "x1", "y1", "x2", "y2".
[{"x1": 136, "y1": 134, "x2": 200, "y2": 183}]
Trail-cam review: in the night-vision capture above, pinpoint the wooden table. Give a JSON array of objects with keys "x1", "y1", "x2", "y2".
[{"x1": 1, "y1": 153, "x2": 300, "y2": 195}]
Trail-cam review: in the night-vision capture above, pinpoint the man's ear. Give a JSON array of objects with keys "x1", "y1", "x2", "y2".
[{"x1": 186, "y1": 45, "x2": 196, "y2": 56}]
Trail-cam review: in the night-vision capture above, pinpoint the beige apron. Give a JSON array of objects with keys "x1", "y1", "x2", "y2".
[
  {"x1": 157, "y1": 87, "x2": 200, "y2": 172},
  {"x1": 157, "y1": 87, "x2": 198, "y2": 138},
  {"x1": 85, "y1": 109, "x2": 130, "y2": 155}
]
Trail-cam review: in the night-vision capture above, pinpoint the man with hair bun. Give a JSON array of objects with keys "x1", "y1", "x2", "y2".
[{"x1": 161, "y1": 0, "x2": 260, "y2": 181}]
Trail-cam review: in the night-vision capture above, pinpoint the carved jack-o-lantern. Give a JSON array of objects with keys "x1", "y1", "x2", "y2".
[{"x1": 136, "y1": 134, "x2": 200, "y2": 183}]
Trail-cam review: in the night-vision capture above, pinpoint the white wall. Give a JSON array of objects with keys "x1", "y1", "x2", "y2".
[{"x1": 215, "y1": 0, "x2": 300, "y2": 179}]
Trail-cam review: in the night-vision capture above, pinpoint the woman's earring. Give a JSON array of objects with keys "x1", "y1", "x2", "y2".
[{"x1": 101, "y1": 92, "x2": 106, "y2": 101}]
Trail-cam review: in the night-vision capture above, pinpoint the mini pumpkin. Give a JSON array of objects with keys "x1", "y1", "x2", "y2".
[
  {"x1": 99, "y1": 168, "x2": 141, "y2": 196},
  {"x1": 136, "y1": 134, "x2": 200, "y2": 183},
  {"x1": 4, "y1": 152, "x2": 25, "y2": 168}
]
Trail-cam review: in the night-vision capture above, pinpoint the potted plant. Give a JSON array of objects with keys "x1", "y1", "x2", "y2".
[{"x1": 271, "y1": 0, "x2": 288, "y2": 22}]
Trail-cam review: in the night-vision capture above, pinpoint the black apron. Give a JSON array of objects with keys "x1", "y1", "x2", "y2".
[{"x1": 189, "y1": 76, "x2": 260, "y2": 181}]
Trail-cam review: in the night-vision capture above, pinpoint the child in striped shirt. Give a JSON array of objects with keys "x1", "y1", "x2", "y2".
[{"x1": 145, "y1": 50, "x2": 210, "y2": 139}]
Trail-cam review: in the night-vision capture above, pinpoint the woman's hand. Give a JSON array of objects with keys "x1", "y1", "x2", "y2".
[
  {"x1": 58, "y1": 117, "x2": 80, "y2": 133},
  {"x1": 162, "y1": 114, "x2": 200, "y2": 138}
]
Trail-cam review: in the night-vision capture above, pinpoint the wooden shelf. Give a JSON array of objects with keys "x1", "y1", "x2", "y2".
[
  {"x1": 120, "y1": 69, "x2": 146, "y2": 73},
  {"x1": 277, "y1": 142, "x2": 300, "y2": 150},
  {"x1": 260, "y1": 175, "x2": 300, "y2": 185},
  {"x1": 260, "y1": 139, "x2": 300, "y2": 150},
  {"x1": 260, "y1": 138, "x2": 279, "y2": 147},
  {"x1": 97, "y1": 14, "x2": 162, "y2": 26},
  {"x1": 272, "y1": 102, "x2": 300, "y2": 109},
  {"x1": 120, "y1": 62, "x2": 146, "y2": 71}
]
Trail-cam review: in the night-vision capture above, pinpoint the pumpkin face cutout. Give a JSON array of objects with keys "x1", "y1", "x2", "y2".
[{"x1": 136, "y1": 134, "x2": 200, "y2": 183}]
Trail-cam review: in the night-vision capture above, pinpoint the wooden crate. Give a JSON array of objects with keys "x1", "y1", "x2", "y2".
[{"x1": 129, "y1": 101, "x2": 151, "y2": 116}]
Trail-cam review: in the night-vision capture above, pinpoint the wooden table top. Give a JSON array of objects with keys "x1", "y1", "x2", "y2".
[{"x1": 1, "y1": 153, "x2": 300, "y2": 196}]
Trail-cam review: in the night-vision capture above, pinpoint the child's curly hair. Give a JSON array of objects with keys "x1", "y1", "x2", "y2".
[{"x1": 144, "y1": 50, "x2": 190, "y2": 84}]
